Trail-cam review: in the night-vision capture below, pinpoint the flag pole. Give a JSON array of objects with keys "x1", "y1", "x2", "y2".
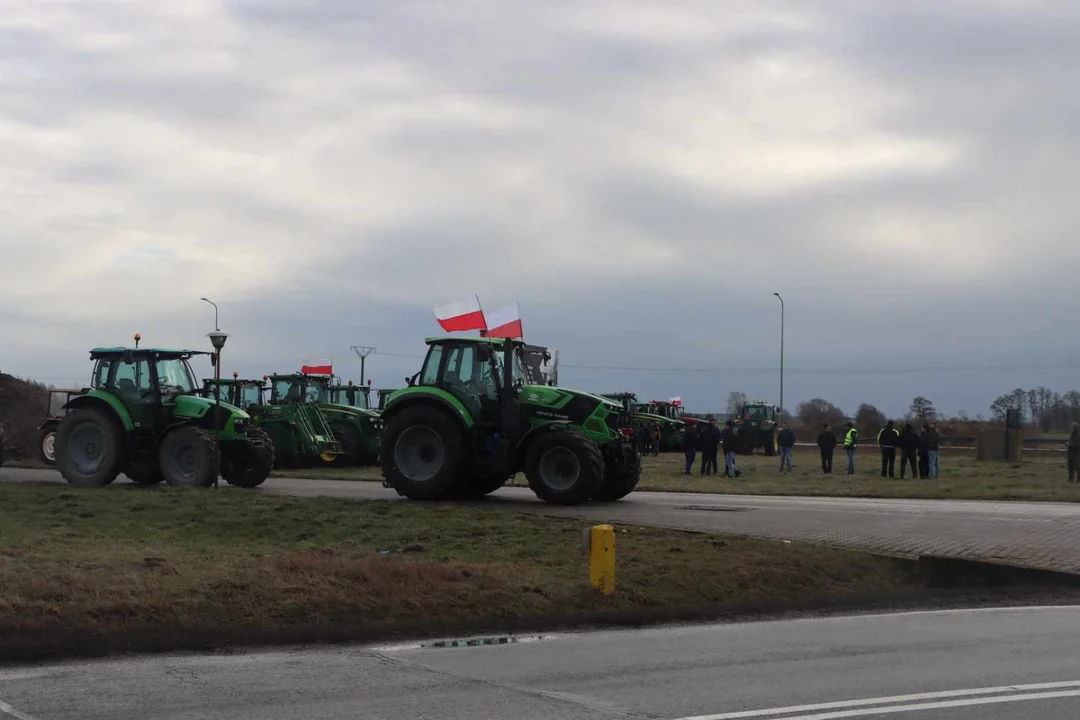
[{"x1": 475, "y1": 294, "x2": 488, "y2": 337}]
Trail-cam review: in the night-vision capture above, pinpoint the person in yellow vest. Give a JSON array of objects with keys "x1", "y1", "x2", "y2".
[{"x1": 843, "y1": 421, "x2": 858, "y2": 475}]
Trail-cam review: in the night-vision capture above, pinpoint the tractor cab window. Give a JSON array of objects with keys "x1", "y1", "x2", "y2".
[
  {"x1": 155, "y1": 358, "x2": 196, "y2": 394},
  {"x1": 92, "y1": 360, "x2": 109, "y2": 389},
  {"x1": 112, "y1": 358, "x2": 152, "y2": 399},
  {"x1": 419, "y1": 345, "x2": 444, "y2": 386},
  {"x1": 239, "y1": 384, "x2": 262, "y2": 407},
  {"x1": 205, "y1": 383, "x2": 227, "y2": 403},
  {"x1": 274, "y1": 379, "x2": 304, "y2": 404},
  {"x1": 493, "y1": 346, "x2": 527, "y2": 388},
  {"x1": 305, "y1": 378, "x2": 328, "y2": 404}
]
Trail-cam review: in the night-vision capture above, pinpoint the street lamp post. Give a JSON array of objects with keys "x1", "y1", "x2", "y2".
[
  {"x1": 773, "y1": 293, "x2": 784, "y2": 421},
  {"x1": 200, "y1": 297, "x2": 220, "y2": 331}
]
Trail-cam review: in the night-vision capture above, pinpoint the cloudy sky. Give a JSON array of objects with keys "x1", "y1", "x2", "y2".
[{"x1": 2, "y1": 0, "x2": 1079, "y2": 419}]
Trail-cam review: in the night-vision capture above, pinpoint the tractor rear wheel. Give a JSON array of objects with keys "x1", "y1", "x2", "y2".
[
  {"x1": 159, "y1": 426, "x2": 220, "y2": 488},
  {"x1": 381, "y1": 404, "x2": 466, "y2": 501},
  {"x1": 55, "y1": 408, "x2": 123, "y2": 486},
  {"x1": 525, "y1": 430, "x2": 604, "y2": 505},
  {"x1": 593, "y1": 445, "x2": 642, "y2": 502},
  {"x1": 222, "y1": 427, "x2": 275, "y2": 488}
]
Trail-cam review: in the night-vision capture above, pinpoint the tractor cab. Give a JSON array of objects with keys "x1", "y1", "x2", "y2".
[
  {"x1": 202, "y1": 376, "x2": 266, "y2": 412},
  {"x1": 376, "y1": 388, "x2": 397, "y2": 411},
  {"x1": 88, "y1": 346, "x2": 207, "y2": 427},
  {"x1": 521, "y1": 344, "x2": 559, "y2": 386},
  {"x1": 326, "y1": 381, "x2": 372, "y2": 410},
  {"x1": 268, "y1": 372, "x2": 382, "y2": 466}
]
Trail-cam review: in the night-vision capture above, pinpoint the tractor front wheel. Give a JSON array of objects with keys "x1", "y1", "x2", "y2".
[
  {"x1": 159, "y1": 426, "x2": 220, "y2": 488},
  {"x1": 381, "y1": 404, "x2": 466, "y2": 501},
  {"x1": 593, "y1": 443, "x2": 642, "y2": 502},
  {"x1": 327, "y1": 422, "x2": 360, "y2": 467},
  {"x1": 222, "y1": 427, "x2": 275, "y2": 488},
  {"x1": 55, "y1": 408, "x2": 122, "y2": 486},
  {"x1": 525, "y1": 430, "x2": 604, "y2": 505}
]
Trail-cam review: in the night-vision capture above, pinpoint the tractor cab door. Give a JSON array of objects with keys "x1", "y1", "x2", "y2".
[
  {"x1": 108, "y1": 356, "x2": 158, "y2": 430},
  {"x1": 422, "y1": 342, "x2": 500, "y2": 429}
]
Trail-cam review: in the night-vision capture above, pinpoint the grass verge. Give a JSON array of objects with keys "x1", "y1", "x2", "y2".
[
  {"x1": 271, "y1": 447, "x2": 1080, "y2": 502},
  {"x1": 0, "y1": 482, "x2": 933, "y2": 664}
]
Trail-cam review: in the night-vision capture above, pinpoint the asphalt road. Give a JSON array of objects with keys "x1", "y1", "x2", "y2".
[
  {"x1": 2, "y1": 606, "x2": 1080, "y2": 719},
  {"x1": 4, "y1": 466, "x2": 1080, "y2": 573}
]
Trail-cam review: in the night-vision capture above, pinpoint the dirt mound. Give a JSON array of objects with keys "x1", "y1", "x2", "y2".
[{"x1": 0, "y1": 373, "x2": 49, "y2": 461}]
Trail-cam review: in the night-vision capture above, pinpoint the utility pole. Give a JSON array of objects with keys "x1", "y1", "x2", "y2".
[
  {"x1": 350, "y1": 346, "x2": 376, "y2": 385},
  {"x1": 773, "y1": 293, "x2": 784, "y2": 421}
]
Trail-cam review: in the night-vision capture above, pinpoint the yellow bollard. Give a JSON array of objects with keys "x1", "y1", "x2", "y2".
[{"x1": 582, "y1": 524, "x2": 615, "y2": 595}]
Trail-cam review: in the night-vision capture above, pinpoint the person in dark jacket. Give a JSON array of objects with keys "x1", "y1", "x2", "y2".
[
  {"x1": 721, "y1": 420, "x2": 740, "y2": 477},
  {"x1": 898, "y1": 423, "x2": 920, "y2": 479},
  {"x1": 682, "y1": 424, "x2": 698, "y2": 476},
  {"x1": 777, "y1": 422, "x2": 796, "y2": 473},
  {"x1": 877, "y1": 420, "x2": 899, "y2": 478},
  {"x1": 1067, "y1": 422, "x2": 1080, "y2": 482},
  {"x1": 817, "y1": 423, "x2": 837, "y2": 474},
  {"x1": 925, "y1": 421, "x2": 941, "y2": 478},
  {"x1": 699, "y1": 418, "x2": 722, "y2": 476},
  {"x1": 918, "y1": 423, "x2": 931, "y2": 479}
]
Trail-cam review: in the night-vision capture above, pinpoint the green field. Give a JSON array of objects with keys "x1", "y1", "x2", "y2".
[
  {"x1": 0, "y1": 482, "x2": 920, "y2": 663},
  {"x1": 274, "y1": 446, "x2": 1079, "y2": 502}
]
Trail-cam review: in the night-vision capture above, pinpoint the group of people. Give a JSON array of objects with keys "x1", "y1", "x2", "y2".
[
  {"x1": 815, "y1": 420, "x2": 942, "y2": 478},
  {"x1": 681, "y1": 417, "x2": 741, "y2": 477}
]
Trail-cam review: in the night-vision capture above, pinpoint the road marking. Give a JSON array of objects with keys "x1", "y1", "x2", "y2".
[
  {"x1": 674, "y1": 679, "x2": 1080, "y2": 719},
  {"x1": 0, "y1": 700, "x2": 42, "y2": 720}
]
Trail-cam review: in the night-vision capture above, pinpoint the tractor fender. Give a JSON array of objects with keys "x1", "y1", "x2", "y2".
[
  {"x1": 381, "y1": 390, "x2": 475, "y2": 429},
  {"x1": 156, "y1": 419, "x2": 199, "y2": 445},
  {"x1": 63, "y1": 394, "x2": 134, "y2": 432},
  {"x1": 37, "y1": 416, "x2": 62, "y2": 433},
  {"x1": 512, "y1": 420, "x2": 575, "y2": 471}
]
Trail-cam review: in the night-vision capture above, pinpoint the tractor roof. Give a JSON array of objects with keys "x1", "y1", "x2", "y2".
[
  {"x1": 90, "y1": 347, "x2": 208, "y2": 359},
  {"x1": 202, "y1": 378, "x2": 264, "y2": 385},
  {"x1": 423, "y1": 336, "x2": 515, "y2": 346}
]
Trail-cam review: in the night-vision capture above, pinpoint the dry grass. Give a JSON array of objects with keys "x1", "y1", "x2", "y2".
[
  {"x1": 0, "y1": 482, "x2": 918, "y2": 662},
  {"x1": 274, "y1": 446, "x2": 1080, "y2": 502}
]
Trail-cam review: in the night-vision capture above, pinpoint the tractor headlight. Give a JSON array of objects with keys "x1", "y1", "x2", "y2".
[{"x1": 233, "y1": 418, "x2": 249, "y2": 434}]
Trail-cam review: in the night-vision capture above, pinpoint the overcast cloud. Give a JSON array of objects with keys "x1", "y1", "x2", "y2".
[{"x1": 2, "y1": 0, "x2": 1079, "y2": 418}]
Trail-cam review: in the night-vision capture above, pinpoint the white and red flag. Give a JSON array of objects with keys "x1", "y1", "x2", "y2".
[
  {"x1": 669, "y1": 396, "x2": 682, "y2": 406},
  {"x1": 301, "y1": 359, "x2": 333, "y2": 375},
  {"x1": 480, "y1": 302, "x2": 523, "y2": 339},
  {"x1": 434, "y1": 297, "x2": 487, "y2": 333}
]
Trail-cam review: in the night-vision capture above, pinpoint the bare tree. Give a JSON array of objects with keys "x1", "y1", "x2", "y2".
[
  {"x1": 797, "y1": 398, "x2": 846, "y2": 429},
  {"x1": 908, "y1": 396, "x2": 937, "y2": 421},
  {"x1": 855, "y1": 403, "x2": 887, "y2": 436},
  {"x1": 726, "y1": 391, "x2": 748, "y2": 415}
]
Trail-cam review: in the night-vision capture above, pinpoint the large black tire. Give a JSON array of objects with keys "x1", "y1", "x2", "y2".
[
  {"x1": 593, "y1": 446, "x2": 642, "y2": 502},
  {"x1": 159, "y1": 426, "x2": 220, "y2": 488},
  {"x1": 455, "y1": 472, "x2": 508, "y2": 498},
  {"x1": 381, "y1": 404, "x2": 467, "y2": 501},
  {"x1": 326, "y1": 422, "x2": 360, "y2": 467},
  {"x1": 222, "y1": 426, "x2": 275, "y2": 488},
  {"x1": 55, "y1": 407, "x2": 123, "y2": 486},
  {"x1": 525, "y1": 430, "x2": 604, "y2": 505},
  {"x1": 37, "y1": 424, "x2": 58, "y2": 466}
]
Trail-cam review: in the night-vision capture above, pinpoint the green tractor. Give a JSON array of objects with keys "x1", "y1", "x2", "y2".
[
  {"x1": 376, "y1": 388, "x2": 397, "y2": 412},
  {"x1": 600, "y1": 392, "x2": 684, "y2": 452},
  {"x1": 204, "y1": 374, "x2": 342, "y2": 468},
  {"x1": 266, "y1": 373, "x2": 382, "y2": 466},
  {"x1": 734, "y1": 401, "x2": 780, "y2": 456},
  {"x1": 381, "y1": 337, "x2": 641, "y2": 505},
  {"x1": 53, "y1": 340, "x2": 274, "y2": 488}
]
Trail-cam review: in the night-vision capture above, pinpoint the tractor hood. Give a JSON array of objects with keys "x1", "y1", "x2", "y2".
[
  {"x1": 175, "y1": 394, "x2": 250, "y2": 420},
  {"x1": 521, "y1": 385, "x2": 623, "y2": 411},
  {"x1": 324, "y1": 403, "x2": 380, "y2": 419}
]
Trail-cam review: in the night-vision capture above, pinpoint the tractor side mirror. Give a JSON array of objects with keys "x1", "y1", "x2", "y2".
[
  {"x1": 122, "y1": 350, "x2": 134, "y2": 364},
  {"x1": 476, "y1": 346, "x2": 492, "y2": 362}
]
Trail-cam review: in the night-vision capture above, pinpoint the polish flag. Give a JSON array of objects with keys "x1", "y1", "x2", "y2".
[
  {"x1": 480, "y1": 302, "x2": 523, "y2": 339},
  {"x1": 670, "y1": 396, "x2": 682, "y2": 406},
  {"x1": 301, "y1": 360, "x2": 333, "y2": 375},
  {"x1": 434, "y1": 297, "x2": 487, "y2": 333}
]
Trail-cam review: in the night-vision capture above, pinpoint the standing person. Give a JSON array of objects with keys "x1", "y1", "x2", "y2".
[
  {"x1": 817, "y1": 423, "x2": 837, "y2": 474},
  {"x1": 918, "y1": 423, "x2": 930, "y2": 479},
  {"x1": 636, "y1": 425, "x2": 649, "y2": 456},
  {"x1": 777, "y1": 422, "x2": 796, "y2": 473},
  {"x1": 1067, "y1": 422, "x2": 1080, "y2": 482},
  {"x1": 700, "y1": 416, "x2": 721, "y2": 476},
  {"x1": 682, "y1": 423, "x2": 699, "y2": 476},
  {"x1": 925, "y1": 421, "x2": 941, "y2": 479},
  {"x1": 878, "y1": 420, "x2": 899, "y2": 478},
  {"x1": 721, "y1": 420, "x2": 740, "y2": 478},
  {"x1": 651, "y1": 423, "x2": 661, "y2": 457},
  {"x1": 898, "y1": 423, "x2": 920, "y2": 479},
  {"x1": 844, "y1": 421, "x2": 858, "y2": 474}
]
